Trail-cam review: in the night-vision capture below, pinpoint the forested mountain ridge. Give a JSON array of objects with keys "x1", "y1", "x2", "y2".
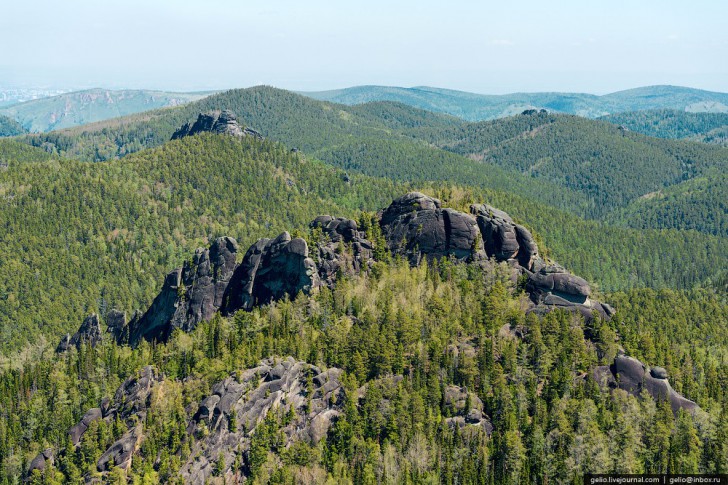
[
  {"x1": 303, "y1": 84, "x2": 728, "y2": 121},
  {"x1": 2, "y1": 128, "x2": 725, "y2": 358},
  {"x1": 15, "y1": 86, "x2": 728, "y2": 226},
  {"x1": 604, "y1": 170, "x2": 728, "y2": 237},
  {"x1": 0, "y1": 133, "x2": 402, "y2": 356},
  {"x1": 599, "y1": 109, "x2": 728, "y2": 146},
  {"x1": 0, "y1": 88, "x2": 212, "y2": 133},
  {"x1": 4, "y1": 191, "x2": 727, "y2": 483},
  {"x1": 430, "y1": 111, "x2": 728, "y2": 216}
]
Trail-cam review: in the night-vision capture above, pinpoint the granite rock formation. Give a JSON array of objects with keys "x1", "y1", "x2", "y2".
[
  {"x1": 105, "y1": 308, "x2": 128, "y2": 343},
  {"x1": 443, "y1": 385, "x2": 494, "y2": 435},
  {"x1": 114, "y1": 192, "x2": 615, "y2": 349},
  {"x1": 27, "y1": 449, "x2": 54, "y2": 476},
  {"x1": 56, "y1": 313, "x2": 104, "y2": 352},
  {"x1": 470, "y1": 203, "x2": 539, "y2": 270},
  {"x1": 35, "y1": 358, "x2": 346, "y2": 481},
  {"x1": 592, "y1": 354, "x2": 698, "y2": 414},
  {"x1": 310, "y1": 215, "x2": 374, "y2": 286},
  {"x1": 223, "y1": 232, "x2": 318, "y2": 314},
  {"x1": 181, "y1": 357, "x2": 344, "y2": 482},
  {"x1": 526, "y1": 263, "x2": 615, "y2": 321},
  {"x1": 380, "y1": 192, "x2": 480, "y2": 264},
  {"x1": 127, "y1": 237, "x2": 238, "y2": 345},
  {"x1": 37, "y1": 366, "x2": 162, "y2": 478},
  {"x1": 171, "y1": 110, "x2": 262, "y2": 140}
]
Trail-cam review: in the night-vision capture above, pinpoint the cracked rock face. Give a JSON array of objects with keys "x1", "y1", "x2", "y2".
[
  {"x1": 310, "y1": 215, "x2": 374, "y2": 286},
  {"x1": 181, "y1": 357, "x2": 344, "y2": 483},
  {"x1": 223, "y1": 232, "x2": 318, "y2": 314},
  {"x1": 470, "y1": 203, "x2": 539, "y2": 270},
  {"x1": 127, "y1": 237, "x2": 238, "y2": 345},
  {"x1": 380, "y1": 192, "x2": 480, "y2": 264}
]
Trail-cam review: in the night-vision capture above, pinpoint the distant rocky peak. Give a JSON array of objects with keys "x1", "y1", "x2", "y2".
[{"x1": 171, "y1": 109, "x2": 263, "y2": 140}]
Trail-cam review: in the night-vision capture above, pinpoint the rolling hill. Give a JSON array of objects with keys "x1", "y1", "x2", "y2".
[
  {"x1": 15, "y1": 86, "x2": 728, "y2": 227},
  {"x1": 1, "y1": 108, "x2": 726, "y2": 355},
  {"x1": 430, "y1": 111, "x2": 728, "y2": 215},
  {"x1": 599, "y1": 109, "x2": 728, "y2": 146},
  {"x1": 605, "y1": 170, "x2": 728, "y2": 237},
  {"x1": 0, "y1": 88, "x2": 213, "y2": 132},
  {"x1": 303, "y1": 84, "x2": 728, "y2": 121}
]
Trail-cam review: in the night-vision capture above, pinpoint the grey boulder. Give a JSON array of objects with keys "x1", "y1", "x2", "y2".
[
  {"x1": 380, "y1": 192, "x2": 480, "y2": 263},
  {"x1": 593, "y1": 355, "x2": 698, "y2": 414}
]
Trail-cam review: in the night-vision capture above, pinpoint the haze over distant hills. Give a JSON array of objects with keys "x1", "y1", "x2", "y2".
[
  {"x1": 303, "y1": 84, "x2": 728, "y2": 121},
  {"x1": 0, "y1": 88, "x2": 213, "y2": 132},
  {"x1": 3, "y1": 84, "x2": 727, "y2": 134}
]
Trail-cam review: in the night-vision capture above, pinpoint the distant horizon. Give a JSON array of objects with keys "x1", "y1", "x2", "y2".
[{"x1": 2, "y1": 82, "x2": 728, "y2": 99}]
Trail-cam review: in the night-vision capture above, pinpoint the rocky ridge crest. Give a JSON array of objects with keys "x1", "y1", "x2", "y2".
[
  {"x1": 171, "y1": 110, "x2": 262, "y2": 140},
  {"x1": 59, "y1": 192, "x2": 613, "y2": 350}
]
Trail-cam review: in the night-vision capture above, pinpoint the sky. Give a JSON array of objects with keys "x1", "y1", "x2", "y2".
[{"x1": 1, "y1": 0, "x2": 727, "y2": 94}]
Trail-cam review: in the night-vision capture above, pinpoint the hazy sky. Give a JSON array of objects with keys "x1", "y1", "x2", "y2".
[{"x1": 1, "y1": 0, "x2": 727, "y2": 94}]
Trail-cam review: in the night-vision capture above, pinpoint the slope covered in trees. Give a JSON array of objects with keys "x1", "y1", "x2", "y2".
[
  {"x1": 2, "y1": 252, "x2": 726, "y2": 483},
  {"x1": 604, "y1": 171, "x2": 728, "y2": 237},
  {"x1": 0, "y1": 87, "x2": 725, "y2": 483},
  {"x1": 1, "y1": 129, "x2": 725, "y2": 357},
  {"x1": 600, "y1": 109, "x2": 728, "y2": 146},
  {"x1": 0, "y1": 134, "x2": 401, "y2": 355},
  {"x1": 17, "y1": 87, "x2": 728, "y2": 225},
  {"x1": 0, "y1": 115, "x2": 26, "y2": 137},
  {"x1": 434, "y1": 111, "x2": 728, "y2": 217}
]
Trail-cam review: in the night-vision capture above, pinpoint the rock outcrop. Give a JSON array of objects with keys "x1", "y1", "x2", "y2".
[
  {"x1": 105, "y1": 309, "x2": 128, "y2": 343},
  {"x1": 470, "y1": 203, "x2": 539, "y2": 270},
  {"x1": 310, "y1": 215, "x2": 373, "y2": 286},
  {"x1": 38, "y1": 366, "x2": 162, "y2": 478},
  {"x1": 68, "y1": 407, "x2": 103, "y2": 445},
  {"x1": 223, "y1": 232, "x2": 318, "y2": 314},
  {"x1": 379, "y1": 193, "x2": 611, "y2": 322},
  {"x1": 117, "y1": 192, "x2": 615, "y2": 347},
  {"x1": 443, "y1": 385, "x2": 494, "y2": 435},
  {"x1": 526, "y1": 263, "x2": 614, "y2": 321},
  {"x1": 171, "y1": 110, "x2": 262, "y2": 140},
  {"x1": 592, "y1": 354, "x2": 698, "y2": 414},
  {"x1": 56, "y1": 313, "x2": 104, "y2": 352},
  {"x1": 127, "y1": 237, "x2": 238, "y2": 345},
  {"x1": 97, "y1": 426, "x2": 143, "y2": 472},
  {"x1": 181, "y1": 357, "x2": 344, "y2": 483},
  {"x1": 380, "y1": 192, "x2": 480, "y2": 264},
  {"x1": 27, "y1": 449, "x2": 54, "y2": 476}
]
